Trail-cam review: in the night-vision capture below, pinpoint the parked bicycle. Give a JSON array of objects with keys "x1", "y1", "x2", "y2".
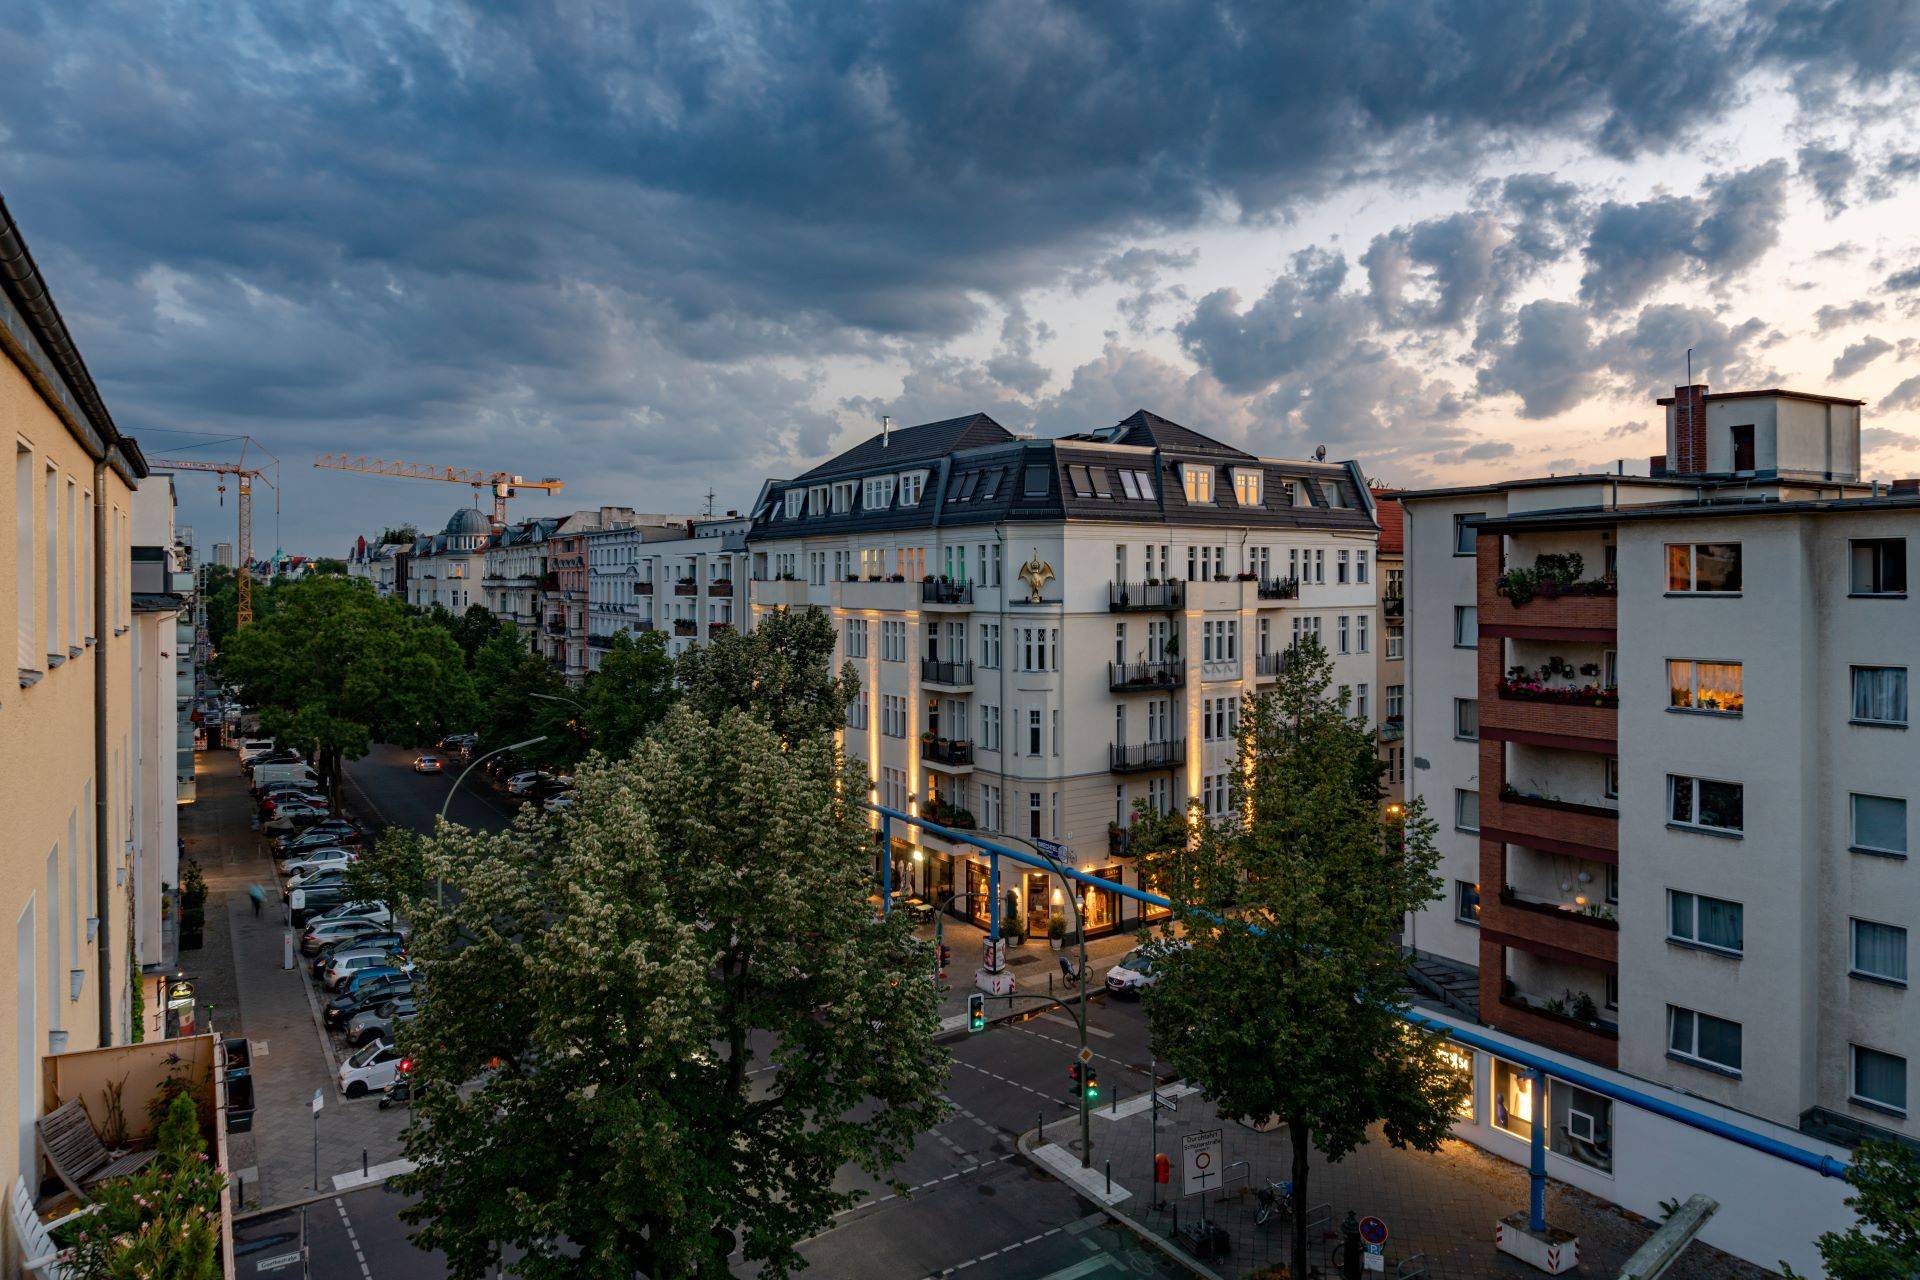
[{"x1": 1254, "y1": 1178, "x2": 1294, "y2": 1226}]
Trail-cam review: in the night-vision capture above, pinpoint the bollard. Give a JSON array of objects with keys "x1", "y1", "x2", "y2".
[
  {"x1": 363, "y1": 1149, "x2": 369, "y2": 1178},
  {"x1": 1341, "y1": 1209, "x2": 1362, "y2": 1280},
  {"x1": 1037, "y1": 1109, "x2": 1044, "y2": 1143},
  {"x1": 1111, "y1": 1085, "x2": 1118, "y2": 1115},
  {"x1": 1105, "y1": 1158, "x2": 1111, "y2": 1195},
  {"x1": 236, "y1": 1174, "x2": 244, "y2": 1207},
  {"x1": 282, "y1": 931, "x2": 294, "y2": 971}
]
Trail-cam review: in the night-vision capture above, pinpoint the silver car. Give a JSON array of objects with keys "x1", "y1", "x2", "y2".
[{"x1": 346, "y1": 996, "x2": 420, "y2": 1047}]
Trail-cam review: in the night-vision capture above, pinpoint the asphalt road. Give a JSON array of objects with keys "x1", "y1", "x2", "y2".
[{"x1": 317, "y1": 746, "x2": 1185, "y2": 1280}]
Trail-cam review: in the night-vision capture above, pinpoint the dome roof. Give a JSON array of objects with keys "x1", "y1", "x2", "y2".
[{"x1": 445, "y1": 507, "x2": 492, "y2": 536}]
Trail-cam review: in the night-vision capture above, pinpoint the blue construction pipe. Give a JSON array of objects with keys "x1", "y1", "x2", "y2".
[
  {"x1": 1528, "y1": 1067, "x2": 1547, "y2": 1231},
  {"x1": 871, "y1": 805, "x2": 1852, "y2": 1182}
]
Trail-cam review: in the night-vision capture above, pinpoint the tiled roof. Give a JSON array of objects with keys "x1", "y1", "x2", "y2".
[
  {"x1": 1372, "y1": 490, "x2": 1404, "y2": 555},
  {"x1": 794, "y1": 413, "x2": 1016, "y2": 482},
  {"x1": 1108, "y1": 409, "x2": 1254, "y2": 459}
]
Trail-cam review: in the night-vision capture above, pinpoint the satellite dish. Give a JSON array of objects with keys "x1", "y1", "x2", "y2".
[{"x1": 1314, "y1": 445, "x2": 1327, "y2": 462}]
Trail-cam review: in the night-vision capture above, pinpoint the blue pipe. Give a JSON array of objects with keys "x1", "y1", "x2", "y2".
[
  {"x1": 1527, "y1": 1067, "x2": 1547, "y2": 1231},
  {"x1": 872, "y1": 805, "x2": 1852, "y2": 1182},
  {"x1": 988, "y1": 852, "x2": 1001, "y2": 961}
]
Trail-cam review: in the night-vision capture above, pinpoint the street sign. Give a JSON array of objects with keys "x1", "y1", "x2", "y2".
[
  {"x1": 310, "y1": 1088, "x2": 324, "y2": 1114},
  {"x1": 1077, "y1": 1046, "x2": 1094, "y2": 1063},
  {"x1": 1034, "y1": 837, "x2": 1068, "y2": 860},
  {"x1": 1363, "y1": 1241, "x2": 1385, "y2": 1272},
  {"x1": 1359, "y1": 1215, "x2": 1389, "y2": 1245},
  {"x1": 1181, "y1": 1128, "x2": 1223, "y2": 1195}
]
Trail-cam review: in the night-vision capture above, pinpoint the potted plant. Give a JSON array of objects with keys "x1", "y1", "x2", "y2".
[
  {"x1": 1002, "y1": 890, "x2": 1025, "y2": 942},
  {"x1": 920, "y1": 730, "x2": 935, "y2": 746},
  {"x1": 1048, "y1": 913, "x2": 1067, "y2": 950},
  {"x1": 1570, "y1": 991, "x2": 1600, "y2": 1025}
]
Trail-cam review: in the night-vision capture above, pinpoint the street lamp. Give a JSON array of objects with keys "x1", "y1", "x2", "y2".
[
  {"x1": 437, "y1": 735, "x2": 547, "y2": 906},
  {"x1": 527, "y1": 692, "x2": 586, "y2": 714}
]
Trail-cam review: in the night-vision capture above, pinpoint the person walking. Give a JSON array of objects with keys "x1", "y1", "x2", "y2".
[{"x1": 248, "y1": 883, "x2": 265, "y2": 918}]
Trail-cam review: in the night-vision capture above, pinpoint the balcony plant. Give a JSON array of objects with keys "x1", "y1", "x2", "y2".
[
  {"x1": 1497, "y1": 675, "x2": 1619, "y2": 707},
  {"x1": 64, "y1": 1092, "x2": 223, "y2": 1280},
  {"x1": 1495, "y1": 551, "x2": 1616, "y2": 605}
]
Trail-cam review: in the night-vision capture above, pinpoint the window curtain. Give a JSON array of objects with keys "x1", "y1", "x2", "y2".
[
  {"x1": 1854, "y1": 1047, "x2": 1907, "y2": 1111},
  {"x1": 1853, "y1": 921, "x2": 1908, "y2": 982},
  {"x1": 1852, "y1": 667, "x2": 1909, "y2": 724},
  {"x1": 1698, "y1": 897, "x2": 1744, "y2": 951},
  {"x1": 1853, "y1": 794, "x2": 1908, "y2": 853}
]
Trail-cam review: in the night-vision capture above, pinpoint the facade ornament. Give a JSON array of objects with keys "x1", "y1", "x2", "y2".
[{"x1": 1017, "y1": 549, "x2": 1055, "y2": 604}]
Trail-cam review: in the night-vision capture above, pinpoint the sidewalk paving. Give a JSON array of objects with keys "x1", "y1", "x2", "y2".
[
  {"x1": 919, "y1": 912, "x2": 1148, "y2": 1032},
  {"x1": 1028, "y1": 1087, "x2": 1783, "y2": 1280},
  {"x1": 178, "y1": 750, "x2": 411, "y2": 1212}
]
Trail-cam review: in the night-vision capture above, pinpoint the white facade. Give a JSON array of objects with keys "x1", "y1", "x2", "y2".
[
  {"x1": 407, "y1": 507, "x2": 492, "y2": 613},
  {"x1": 586, "y1": 517, "x2": 749, "y2": 670},
  {"x1": 128, "y1": 478, "x2": 193, "y2": 990}
]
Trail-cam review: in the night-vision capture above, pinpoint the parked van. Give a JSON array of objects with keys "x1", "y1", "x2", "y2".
[{"x1": 252, "y1": 762, "x2": 318, "y2": 792}]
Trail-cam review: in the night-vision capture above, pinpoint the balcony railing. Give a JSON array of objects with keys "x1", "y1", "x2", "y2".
[
  {"x1": 673, "y1": 618, "x2": 696, "y2": 636},
  {"x1": 1257, "y1": 576, "x2": 1300, "y2": 600},
  {"x1": 922, "y1": 579, "x2": 973, "y2": 606},
  {"x1": 923, "y1": 737, "x2": 975, "y2": 767},
  {"x1": 673, "y1": 580, "x2": 699, "y2": 596},
  {"x1": 635, "y1": 580, "x2": 655, "y2": 594},
  {"x1": 1384, "y1": 592, "x2": 1404, "y2": 620},
  {"x1": 926, "y1": 799, "x2": 977, "y2": 829},
  {"x1": 709, "y1": 621, "x2": 733, "y2": 634},
  {"x1": 1109, "y1": 580, "x2": 1184, "y2": 611},
  {"x1": 921, "y1": 657, "x2": 975, "y2": 687},
  {"x1": 1253, "y1": 651, "x2": 1286, "y2": 679},
  {"x1": 1109, "y1": 659, "x2": 1183, "y2": 691},
  {"x1": 1497, "y1": 678, "x2": 1619, "y2": 708},
  {"x1": 588, "y1": 634, "x2": 614, "y2": 650},
  {"x1": 1499, "y1": 888, "x2": 1618, "y2": 931},
  {"x1": 1110, "y1": 740, "x2": 1186, "y2": 773},
  {"x1": 708, "y1": 579, "x2": 734, "y2": 597},
  {"x1": 544, "y1": 622, "x2": 565, "y2": 636}
]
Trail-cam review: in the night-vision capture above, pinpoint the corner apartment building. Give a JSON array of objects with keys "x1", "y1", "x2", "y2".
[
  {"x1": 1405, "y1": 384, "x2": 1914, "y2": 1151},
  {"x1": 747, "y1": 410, "x2": 1380, "y2": 942},
  {"x1": 2, "y1": 198, "x2": 150, "y2": 1203},
  {"x1": 406, "y1": 506, "x2": 492, "y2": 613},
  {"x1": 584, "y1": 515, "x2": 747, "y2": 671}
]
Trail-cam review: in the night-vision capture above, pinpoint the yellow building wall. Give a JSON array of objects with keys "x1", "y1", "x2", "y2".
[{"x1": 0, "y1": 345, "x2": 138, "y2": 1198}]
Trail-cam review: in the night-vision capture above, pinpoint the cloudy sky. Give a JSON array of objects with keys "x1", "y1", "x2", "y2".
[{"x1": 5, "y1": 0, "x2": 1919, "y2": 553}]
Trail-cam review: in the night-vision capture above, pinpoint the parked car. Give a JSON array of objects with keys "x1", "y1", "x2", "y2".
[
  {"x1": 324, "y1": 974, "x2": 415, "y2": 1027},
  {"x1": 280, "y1": 849, "x2": 354, "y2": 878},
  {"x1": 412, "y1": 755, "x2": 445, "y2": 774},
  {"x1": 310, "y1": 900, "x2": 392, "y2": 928},
  {"x1": 438, "y1": 733, "x2": 476, "y2": 752},
  {"x1": 339, "y1": 1040, "x2": 404, "y2": 1098},
  {"x1": 247, "y1": 753, "x2": 307, "y2": 782},
  {"x1": 324, "y1": 948, "x2": 408, "y2": 991},
  {"x1": 542, "y1": 793, "x2": 574, "y2": 813},
  {"x1": 304, "y1": 916, "x2": 393, "y2": 956},
  {"x1": 336, "y1": 964, "x2": 414, "y2": 1001},
  {"x1": 312, "y1": 931, "x2": 408, "y2": 977},
  {"x1": 1104, "y1": 944, "x2": 1183, "y2": 998},
  {"x1": 265, "y1": 805, "x2": 332, "y2": 835},
  {"x1": 285, "y1": 865, "x2": 348, "y2": 894},
  {"x1": 506, "y1": 770, "x2": 551, "y2": 796},
  {"x1": 278, "y1": 824, "x2": 362, "y2": 854},
  {"x1": 346, "y1": 996, "x2": 420, "y2": 1047},
  {"x1": 289, "y1": 889, "x2": 384, "y2": 927}
]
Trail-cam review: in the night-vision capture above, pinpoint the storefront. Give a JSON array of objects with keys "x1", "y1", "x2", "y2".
[
  {"x1": 1491, "y1": 1056, "x2": 1613, "y2": 1174},
  {"x1": 1075, "y1": 865, "x2": 1124, "y2": 939}
]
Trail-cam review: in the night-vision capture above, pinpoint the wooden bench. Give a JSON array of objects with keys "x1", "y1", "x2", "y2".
[
  {"x1": 34, "y1": 1099, "x2": 157, "y2": 1203},
  {"x1": 9, "y1": 1175, "x2": 91, "y2": 1279}
]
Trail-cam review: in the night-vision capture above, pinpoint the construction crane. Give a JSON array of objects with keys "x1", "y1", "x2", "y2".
[
  {"x1": 148, "y1": 451, "x2": 277, "y2": 628},
  {"x1": 312, "y1": 454, "x2": 564, "y2": 528}
]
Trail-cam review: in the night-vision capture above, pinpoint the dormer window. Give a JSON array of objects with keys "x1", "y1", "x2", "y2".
[
  {"x1": 862, "y1": 474, "x2": 897, "y2": 510},
  {"x1": 831, "y1": 481, "x2": 855, "y2": 513},
  {"x1": 1323, "y1": 481, "x2": 1344, "y2": 508},
  {"x1": 1181, "y1": 464, "x2": 1215, "y2": 504},
  {"x1": 783, "y1": 490, "x2": 804, "y2": 520},
  {"x1": 899, "y1": 470, "x2": 928, "y2": 505},
  {"x1": 1231, "y1": 468, "x2": 1262, "y2": 508},
  {"x1": 1280, "y1": 480, "x2": 1299, "y2": 506},
  {"x1": 808, "y1": 485, "x2": 829, "y2": 515}
]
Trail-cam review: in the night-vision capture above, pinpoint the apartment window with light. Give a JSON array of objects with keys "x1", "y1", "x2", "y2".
[
  {"x1": 1667, "y1": 1005, "x2": 1742, "y2": 1075},
  {"x1": 1454, "y1": 699, "x2": 1477, "y2": 741},
  {"x1": 1668, "y1": 659, "x2": 1743, "y2": 715},
  {"x1": 1182, "y1": 464, "x2": 1215, "y2": 504},
  {"x1": 1850, "y1": 665, "x2": 1908, "y2": 726},
  {"x1": 1455, "y1": 881, "x2": 1480, "y2": 924},
  {"x1": 1667, "y1": 890, "x2": 1744, "y2": 956},
  {"x1": 1454, "y1": 513, "x2": 1482, "y2": 556},
  {"x1": 1849, "y1": 538, "x2": 1906, "y2": 597},
  {"x1": 1455, "y1": 788, "x2": 1479, "y2": 833},
  {"x1": 1231, "y1": 468, "x2": 1261, "y2": 507},
  {"x1": 1851, "y1": 919, "x2": 1908, "y2": 985},
  {"x1": 1453, "y1": 605, "x2": 1477, "y2": 649},
  {"x1": 1852, "y1": 1046, "x2": 1908, "y2": 1116},
  {"x1": 1668, "y1": 774, "x2": 1743, "y2": 834},
  {"x1": 1851, "y1": 793, "x2": 1907, "y2": 856},
  {"x1": 1666, "y1": 542, "x2": 1742, "y2": 594}
]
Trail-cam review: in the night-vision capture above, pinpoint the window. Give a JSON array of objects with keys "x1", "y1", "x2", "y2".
[
  {"x1": 1355, "y1": 683, "x2": 1368, "y2": 723},
  {"x1": 881, "y1": 695, "x2": 908, "y2": 738},
  {"x1": 862, "y1": 475, "x2": 897, "y2": 510},
  {"x1": 1336, "y1": 550, "x2": 1350, "y2": 584},
  {"x1": 784, "y1": 489, "x2": 804, "y2": 519},
  {"x1": 845, "y1": 697, "x2": 868, "y2": 730},
  {"x1": 1668, "y1": 1005, "x2": 1742, "y2": 1074},
  {"x1": 981, "y1": 784, "x2": 1001, "y2": 832},
  {"x1": 1357, "y1": 550, "x2": 1369, "y2": 583},
  {"x1": 898, "y1": 471, "x2": 927, "y2": 505},
  {"x1": 1729, "y1": 423, "x2": 1756, "y2": 473},
  {"x1": 979, "y1": 623, "x2": 1001, "y2": 669},
  {"x1": 1019, "y1": 626, "x2": 1057, "y2": 672},
  {"x1": 1336, "y1": 615, "x2": 1349, "y2": 654},
  {"x1": 1454, "y1": 513, "x2": 1482, "y2": 556},
  {"x1": 1550, "y1": 1081, "x2": 1614, "y2": 1173},
  {"x1": 1313, "y1": 549, "x2": 1325, "y2": 584},
  {"x1": 1851, "y1": 919, "x2": 1908, "y2": 985},
  {"x1": 1117, "y1": 470, "x2": 1140, "y2": 500},
  {"x1": 1851, "y1": 793, "x2": 1907, "y2": 856},
  {"x1": 982, "y1": 704, "x2": 1001, "y2": 752},
  {"x1": 1455, "y1": 881, "x2": 1480, "y2": 924},
  {"x1": 880, "y1": 621, "x2": 907, "y2": 662},
  {"x1": 1667, "y1": 659, "x2": 1744, "y2": 714},
  {"x1": 1666, "y1": 542, "x2": 1742, "y2": 593},
  {"x1": 1453, "y1": 606, "x2": 1477, "y2": 649},
  {"x1": 1385, "y1": 685, "x2": 1404, "y2": 720},
  {"x1": 1028, "y1": 791, "x2": 1043, "y2": 838},
  {"x1": 1022, "y1": 465, "x2": 1051, "y2": 498},
  {"x1": 844, "y1": 619, "x2": 868, "y2": 658},
  {"x1": 1454, "y1": 699, "x2": 1478, "y2": 741},
  {"x1": 1851, "y1": 1046, "x2": 1908, "y2": 1115},
  {"x1": 1232, "y1": 468, "x2": 1262, "y2": 507},
  {"x1": 1386, "y1": 624, "x2": 1403, "y2": 660},
  {"x1": 807, "y1": 485, "x2": 829, "y2": 515},
  {"x1": 1668, "y1": 774, "x2": 1742, "y2": 834},
  {"x1": 1181, "y1": 464, "x2": 1215, "y2": 504},
  {"x1": 1850, "y1": 665, "x2": 1908, "y2": 726},
  {"x1": 1604, "y1": 756, "x2": 1620, "y2": 799},
  {"x1": 1668, "y1": 890, "x2": 1744, "y2": 955},
  {"x1": 831, "y1": 481, "x2": 855, "y2": 514},
  {"x1": 1026, "y1": 708, "x2": 1043, "y2": 756},
  {"x1": 44, "y1": 465, "x2": 58, "y2": 658},
  {"x1": 1850, "y1": 538, "x2": 1907, "y2": 596},
  {"x1": 16, "y1": 443, "x2": 34, "y2": 669},
  {"x1": 1455, "y1": 788, "x2": 1479, "y2": 833}
]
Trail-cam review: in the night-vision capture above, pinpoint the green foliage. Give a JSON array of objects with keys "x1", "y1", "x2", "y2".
[
  {"x1": 677, "y1": 607, "x2": 859, "y2": 745},
  {"x1": 344, "y1": 827, "x2": 433, "y2": 918},
  {"x1": 216, "y1": 576, "x2": 477, "y2": 796},
  {"x1": 68, "y1": 1094, "x2": 223, "y2": 1280},
  {"x1": 1783, "y1": 1140, "x2": 1920, "y2": 1279},
  {"x1": 1138, "y1": 636, "x2": 1463, "y2": 1280},
  {"x1": 198, "y1": 564, "x2": 241, "y2": 652},
  {"x1": 379, "y1": 525, "x2": 419, "y2": 546},
  {"x1": 309, "y1": 558, "x2": 349, "y2": 576},
  {"x1": 423, "y1": 603, "x2": 508, "y2": 670},
  {"x1": 128, "y1": 958, "x2": 145, "y2": 1043},
  {"x1": 396, "y1": 705, "x2": 946, "y2": 1279},
  {"x1": 1494, "y1": 551, "x2": 1614, "y2": 605},
  {"x1": 470, "y1": 621, "x2": 580, "y2": 766},
  {"x1": 580, "y1": 628, "x2": 678, "y2": 759}
]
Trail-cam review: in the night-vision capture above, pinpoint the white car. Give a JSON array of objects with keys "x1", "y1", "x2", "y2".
[
  {"x1": 542, "y1": 793, "x2": 573, "y2": 813},
  {"x1": 505, "y1": 771, "x2": 549, "y2": 796},
  {"x1": 324, "y1": 949, "x2": 408, "y2": 991},
  {"x1": 285, "y1": 866, "x2": 348, "y2": 894},
  {"x1": 338, "y1": 1040, "x2": 404, "y2": 1098},
  {"x1": 1104, "y1": 945, "x2": 1184, "y2": 998},
  {"x1": 281, "y1": 849, "x2": 354, "y2": 878}
]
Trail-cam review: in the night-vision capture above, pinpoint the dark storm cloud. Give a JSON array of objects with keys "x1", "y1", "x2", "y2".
[
  {"x1": 1815, "y1": 300, "x2": 1885, "y2": 330},
  {"x1": 1796, "y1": 142, "x2": 1858, "y2": 214},
  {"x1": 1578, "y1": 162, "x2": 1791, "y2": 314},
  {"x1": 0, "y1": 0, "x2": 1912, "y2": 542}
]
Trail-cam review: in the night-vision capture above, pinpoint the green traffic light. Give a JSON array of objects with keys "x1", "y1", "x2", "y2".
[{"x1": 967, "y1": 993, "x2": 986, "y2": 1033}]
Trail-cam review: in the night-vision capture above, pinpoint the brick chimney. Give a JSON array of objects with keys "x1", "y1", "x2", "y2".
[
  {"x1": 1893, "y1": 478, "x2": 1919, "y2": 495},
  {"x1": 1668, "y1": 384, "x2": 1709, "y2": 475}
]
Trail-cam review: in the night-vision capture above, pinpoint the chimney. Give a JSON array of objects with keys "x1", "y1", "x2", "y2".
[
  {"x1": 1649, "y1": 454, "x2": 1668, "y2": 478},
  {"x1": 881, "y1": 414, "x2": 891, "y2": 449},
  {"x1": 1669, "y1": 384, "x2": 1709, "y2": 475},
  {"x1": 1893, "y1": 478, "x2": 1919, "y2": 495}
]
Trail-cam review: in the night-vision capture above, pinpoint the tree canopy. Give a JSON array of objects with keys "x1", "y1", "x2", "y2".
[
  {"x1": 677, "y1": 607, "x2": 857, "y2": 744},
  {"x1": 216, "y1": 576, "x2": 476, "y2": 795},
  {"x1": 581, "y1": 628, "x2": 678, "y2": 759},
  {"x1": 467, "y1": 620, "x2": 582, "y2": 766},
  {"x1": 1138, "y1": 636, "x2": 1464, "y2": 1280},
  {"x1": 1784, "y1": 1140, "x2": 1920, "y2": 1279}
]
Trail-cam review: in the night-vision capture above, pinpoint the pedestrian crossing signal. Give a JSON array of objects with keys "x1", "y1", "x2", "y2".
[{"x1": 967, "y1": 992, "x2": 986, "y2": 1033}]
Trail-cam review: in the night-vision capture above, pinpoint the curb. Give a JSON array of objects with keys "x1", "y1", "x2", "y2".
[{"x1": 1014, "y1": 1123, "x2": 1224, "y2": 1280}]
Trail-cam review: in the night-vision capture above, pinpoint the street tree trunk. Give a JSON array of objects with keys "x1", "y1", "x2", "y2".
[{"x1": 1290, "y1": 1118, "x2": 1311, "y2": 1280}]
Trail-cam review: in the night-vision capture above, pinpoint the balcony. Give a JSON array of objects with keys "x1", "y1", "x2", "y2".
[
  {"x1": 921, "y1": 657, "x2": 975, "y2": 689},
  {"x1": 708, "y1": 579, "x2": 734, "y2": 597},
  {"x1": 925, "y1": 798, "x2": 977, "y2": 829},
  {"x1": 1110, "y1": 740, "x2": 1186, "y2": 773},
  {"x1": 588, "y1": 634, "x2": 614, "y2": 650},
  {"x1": 673, "y1": 618, "x2": 696, "y2": 636},
  {"x1": 1109, "y1": 580, "x2": 1184, "y2": 612},
  {"x1": 1253, "y1": 651, "x2": 1286, "y2": 681},
  {"x1": 1109, "y1": 659, "x2": 1183, "y2": 692},
  {"x1": 1257, "y1": 576, "x2": 1300, "y2": 601},
  {"x1": 635, "y1": 580, "x2": 655, "y2": 594},
  {"x1": 1493, "y1": 992, "x2": 1620, "y2": 1067},
  {"x1": 1477, "y1": 542, "x2": 1616, "y2": 640},
  {"x1": 1384, "y1": 591, "x2": 1404, "y2": 620},
  {"x1": 838, "y1": 577, "x2": 916, "y2": 611},
  {"x1": 544, "y1": 621, "x2": 566, "y2": 636},
  {"x1": 753, "y1": 577, "x2": 812, "y2": 610},
  {"x1": 673, "y1": 579, "x2": 699, "y2": 596},
  {"x1": 1481, "y1": 784, "x2": 1618, "y2": 864},
  {"x1": 922, "y1": 579, "x2": 974, "y2": 608},
  {"x1": 709, "y1": 621, "x2": 733, "y2": 635},
  {"x1": 922, "y1": 737, "x2": 976, "y2": 770}
]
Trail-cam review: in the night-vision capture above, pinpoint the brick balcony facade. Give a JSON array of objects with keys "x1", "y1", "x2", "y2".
[
  {"x1": 1474, "y1": 533, "x2": 1617, "y2": 640},
  {"x1": 1477, "y1": 740, "x2": 1618, "y2": 863}
]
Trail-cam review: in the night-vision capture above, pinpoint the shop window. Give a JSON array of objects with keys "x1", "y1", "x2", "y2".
[
  {"x1": 1550, "y1": 1081, "x2": 1613, "y2": 1173},
  {"x1": 1492, "y1": 1059, "x2": 1536, "y2": 1141}
]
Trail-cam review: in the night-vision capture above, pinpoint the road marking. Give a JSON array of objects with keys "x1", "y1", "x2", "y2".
[
  {"x1": 332, "y1": 1157, "x2": 417, "y2": 1191},
  {"x1": 341, "y1": 769, "x2": 393, "y2": 830},
  {"x1": 1005, "y1": 1024, "x2": 1142, "y2": 1074},
  {"x1": 1036, "y1": 1012, "x2": 1114, "y2": 1039},
  {"x1": 951, "y1": 1058, "x2": 1072, "y2": 1109},
  {"x1": 827, "y1": 1154, "x2": 1018, "y2": 1221},
  {"x1": 333, "y1": 1197, "x2": 375, "y2": 1280},
  {"x1": 923, "y1": 1225, "x2": 1063, "y2": 1277},
  {"x1": 1029, "y1": 1143, "x2": 1131, "y2": 1206}
]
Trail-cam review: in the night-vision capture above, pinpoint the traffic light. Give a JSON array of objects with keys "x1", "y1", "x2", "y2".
[
  {"x1": 967, "y1": 992, "x2": 986, "y2": 1033},
  {"x1": 1067, "y1": 1063, "x2": 1082, "y2": 1095},
  {"x1": 938, "y1": 943, "x2": 953, "y2": 968},
  {"x1": 1084, "y1": 1066, "x2": 1100, "y2": 1102}
]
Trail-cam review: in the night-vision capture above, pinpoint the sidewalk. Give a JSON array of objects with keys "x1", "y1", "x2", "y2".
[
  {"x1": 178, "y1": 750, "x2": 411, "y2": 1211},
  {"x1": 1023, "y1": 1087, "x2": 1782, "y2": 1279},
  {"x1": 917, "y1": 913, "x2": 1148, "y2": 1033}
]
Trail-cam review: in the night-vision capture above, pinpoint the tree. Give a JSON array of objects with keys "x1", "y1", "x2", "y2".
[
  {"x1": 1137, "y1": 637, "x2": 1465, "y2": 1280},
  {"x1": 677, "y1": 607, "x2": 856, "y2": 744},
  {"x1": 395, "y1": 704, "x2": 945, "y2": 1278},
  {"x1": 216, "y1": 577, "x2": 476, "y2": 797},
  {"x1": 580, "y1": 628, "x2": 677, "y2": 759},
  {"x1": 470, "y1": 621, "x2": 580, "y2": 766},
  {"x1": 379, "y1": 525, "x2": 419, "y2": 546},
  {"x1": 199, "y1": 564, "x2": 242, "y2": 651},
  {"x1": 1783, "y1": 1140, "x2": 1920, "y2": 1278},
  {"x1": 423, "y1": 602, "x2": 510, "y2": 670},
  {"x1": 309, "y1": 557, "x2": 349, "y2": 576}
]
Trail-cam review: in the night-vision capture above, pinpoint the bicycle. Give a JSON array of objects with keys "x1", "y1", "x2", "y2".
[{"x1": 1254, "y1": 1178, "x2": 1294, "y2": 1226}]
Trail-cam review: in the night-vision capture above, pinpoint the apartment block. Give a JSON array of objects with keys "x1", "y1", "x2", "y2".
[
  {"x1": 585, "y1": 516, "x2": 748, "y2": 670},
  {"x1": 746, "y1": 410, "x2": 1381, "y2": 941},
  {"x1": 1374, "y1": 489, "x2": 1406, "y2": 810},
  {"x1": 1404, "y1": 384, "x2": 1914, "y2": 1151}
]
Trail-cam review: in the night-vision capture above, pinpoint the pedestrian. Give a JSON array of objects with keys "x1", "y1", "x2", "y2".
[{"x1": 248, "y1": 884, "x2": 265, "y2": 918}]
